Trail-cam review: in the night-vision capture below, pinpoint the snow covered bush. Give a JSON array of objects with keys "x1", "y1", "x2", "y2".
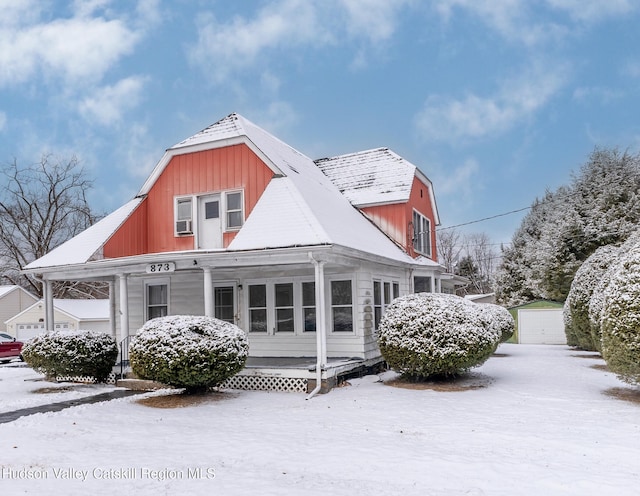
[
  {"x1": 601, "y1": 245, "x2": 640, "y2": 385},
  {"x1": 566, "y1": 245, "x2": 620, "y2": 351},
  {"x1": 22, "y1": 330, "x2": 118, "y2": 382},
  {"x1": 129, "y1": 315, "x2": 249, "y2": 391},
  {"x1": 377, "y1": 293, "x2": 501, "y2": 379},
  {"x1": 478, "y1": 303, "x2": 515, "y2": 343},
  {"x1": 563, "y1": 299, "x2": 577, "y2": 347}
]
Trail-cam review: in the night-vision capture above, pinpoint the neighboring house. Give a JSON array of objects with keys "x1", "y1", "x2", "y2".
[
  {"x1": 508, "y1": 300, "x2": 565, "y2": 345},
  {"x1": 23, "y1": 113, "x2": 461, "y2": 392},
  {"x1": 0, "y1": 285, "x2": 38, "y2": 335},
  {"x1": 5, "y1": 299, "x2": 110, "y2": 341},
  {"x1": 465, "y1": 293, "x2": 496, "y2": 305}
]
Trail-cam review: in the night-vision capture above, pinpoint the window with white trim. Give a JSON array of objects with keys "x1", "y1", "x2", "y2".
[
  {"x1": 374, "y1": 279, "x2": 400, "y2": 329},
  {"x1": 225, "y1": 191, "x2": 244, "y2": 230},
  {"x1": 175, "y1": 197, "x2": 193, "y2": 235},
  {"x1": 146, "y1": 281, "x2": 169, "y2": 320},
  {"x1": 331, "y1": 280, "x2": 353, "y2": 332},
  {"x1": 412, "y1": 210, "x2": 432, "y2": 257},
  {"x1": 414, "y1": 276, "x2": 432, "y2": 293},
  {"x1": 302, "y1": 281, "x2": 316, "y2": 332},
  {"x1": 248, "y1": 284, "x2": 267, "y2": 333},
  {"x1": 275, "y1": 283, "x2": 294, "y2": 332}
]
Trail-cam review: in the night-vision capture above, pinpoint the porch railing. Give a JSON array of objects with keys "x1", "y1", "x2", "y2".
[{"x1": 118, "y1": 335, "x2": 133, "y2": 379}]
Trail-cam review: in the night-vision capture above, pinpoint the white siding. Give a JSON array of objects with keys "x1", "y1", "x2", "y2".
[{"x1": 0, "y1": 288, "x2": 38, "y2": 334}]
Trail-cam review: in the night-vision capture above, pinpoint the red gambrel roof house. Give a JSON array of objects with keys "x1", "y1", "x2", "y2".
[{"x1": 24, "y1": 113, "x2": 463, "y2": 394}]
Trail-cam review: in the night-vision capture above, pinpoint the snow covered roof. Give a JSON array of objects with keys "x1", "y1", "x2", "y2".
[
  {"x1": 315, "y1": 148, "x2": 416, "y2": 206},
  {"x1": 23, "y1": 198, "x2": 144, "y2": 270},
  {"x1": 52, "y1": 299, "x2": 110, "y2": 320},
  {"x1": 6, "y1": 299, "x2": 109, "y2": 324},
  {"x1": 0, "y1": 285, "x2": 25, "y2": 299},
  {"x1": 315, "y1": 147, "x2": 440, "y2": 223},
  {"x1": 25, "y1": 113, "x2": 443, "y2": 270}
]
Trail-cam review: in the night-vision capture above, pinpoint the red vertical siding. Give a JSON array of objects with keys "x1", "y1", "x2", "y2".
[
  {"x1": 103, "y1": 143, "x2": 273, "y2": 258},
  {"x1": 360, "y1": 176, "x2": 438, "y2": 262},
  {"x1": 103, "y1": 200, "x2": 149, "y2": 257}
]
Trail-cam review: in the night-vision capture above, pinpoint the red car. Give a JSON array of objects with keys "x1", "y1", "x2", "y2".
[{"x1": 0, "y1": 332, "x2": 24, "y2": 363}]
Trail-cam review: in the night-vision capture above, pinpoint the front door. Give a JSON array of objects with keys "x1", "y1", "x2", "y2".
[
  {"x1": 198, "y1": 195, "x2": 222, "y2": 249},
  {"x1": 214, "y1": 286, "x2": 236, "y2": 323}
]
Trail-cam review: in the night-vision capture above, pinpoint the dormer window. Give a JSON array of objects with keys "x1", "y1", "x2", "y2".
[
  {"x1": 175, "y1": 197, "x2": 193, "y2": 235},
  {"x1": 225, "y1": 191, "x2": 244, "y2": 230},
  {"x1": 412, "y1": 210, "x2": 431, "y2": 257}
]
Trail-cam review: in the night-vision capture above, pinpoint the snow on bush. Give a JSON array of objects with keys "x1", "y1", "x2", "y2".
[
  {"x1": 601, "y1": 245, "x2": 640, "y2": 385},
  {"x1": 377, "y1": 293, "x2": 501, "y2": 379},
  {"x1": 477, "y1": 303, "x2": 515, "y2": 343},
  {"x1": 562, "y1": 299, "x2": 576, "y2": 347},
  {"x1": 22, "y1": 330, "x2": 118, "y2": 383},
  {"x1": 566, "y1": 245, "x2": 620, "y2": 351},
  {"x1": 129, "y1": 315, "x2": 249, "y2": 391}
]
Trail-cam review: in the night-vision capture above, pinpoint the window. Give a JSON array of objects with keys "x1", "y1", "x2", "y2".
[
  {"x1": 374, "y1": 279, "x2": 400, "y2": 329},
  {"x1": 414, "y1": 276, "x2": 432, "y2": 293},
  {"x1": 248, "y1": 284, "x2": 267, "y2": 333},
  {"x1": 331, "y1": 280, "x2": 353, "y2": 332},
  {"x1": 214, "y1": 287, "x2": 235, "y2": 323},
  {"x1": 302, "y1": 282, "x2": 316, "y2": 332},
  {"x1": 412, "y1": 210, "x2": 431, "y2": 256},
  {"x1": 374, "y1": 281, "x2": 382, "y2": 329},
  {"x1": 226, "y1": 191, "x2": 244, "y2": 229},
  {"x1": 275, "y1": 283, "x2": 294, "y2": 332},
  {"x1": 147, "y1": 283, "x2": 168, "y2": 320},
  {"x1": 175, "y1": 197, "x2": 193, "y2": 234}
]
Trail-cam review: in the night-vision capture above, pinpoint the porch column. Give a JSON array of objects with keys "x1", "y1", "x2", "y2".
[
  {"x1": 203, "y1": 267, "x2": 213, "y2": 317},
  {"x1": 43, "y1": 279, "x2": 55, "y2": 331},
  {"x1": 108, "y1": 279, "x2": 117, "y2": 338},
  {"x1": 435, "y1": 277, "x2": 442, "y2": 293},
  {"x1": 314, "y1": 259, "x2": 327, "y2": 367},
  {"x1": 118, "y1": 273, "x2": 129, "y2": 341}
]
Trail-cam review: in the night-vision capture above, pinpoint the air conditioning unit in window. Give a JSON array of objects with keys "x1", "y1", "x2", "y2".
[{"x1": 176, "y1": 220, "x2": 193, "y2": 235}]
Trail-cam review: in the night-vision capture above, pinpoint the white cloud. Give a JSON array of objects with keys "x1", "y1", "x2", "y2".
[
  {"x1": 433, "y1": 0, "x2": 566, "y2": 46},
  {"x1": 572, "y1": 86, "x2": 623, "y2": 104},
  {"x1": 189, "y1": 0, "x2": 329, "y2": 82},
  {"x1": 189, "y1": 0, "x2": 414, "y2": 81},
  {"x1": 415, "y1": 63, "x2": 567, "y2": 144},
  {"x1": 0, "y1": 2, "x2": 143, "y2": 88},
  {"x1": 337, "y1": 0, "x2": 413, "y2": 43},
  {"x1": 435, "y1": 158, "x2": 480, "y2": 197},
  {"x1": 78, "y1": 76, "x2": 146, "y2": 126},
  {"x1": 546, "y1": 0, "x2": 636, "y2": 22}
]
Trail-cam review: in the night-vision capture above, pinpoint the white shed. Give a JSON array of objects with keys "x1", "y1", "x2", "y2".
[
  {"x1": 517, "y1": 308, "x2": 566, "y2": 345},
  {"x1": 0, "y1": 285, "x2": 39, "y2": 335},
  {"x1": 5, "y1": 299, "x2": 111, "y2": 341}
]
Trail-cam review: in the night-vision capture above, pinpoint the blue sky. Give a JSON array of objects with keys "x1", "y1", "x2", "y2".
[{"x1": 1, "y1": 0, "x2": 640, "y2": 249}]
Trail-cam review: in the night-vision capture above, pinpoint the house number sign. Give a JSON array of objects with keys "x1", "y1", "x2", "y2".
[{"x1": 146, "y1": 262, "x2": 176, "y2": 274}]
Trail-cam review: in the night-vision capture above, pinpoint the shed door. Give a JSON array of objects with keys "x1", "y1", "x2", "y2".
[{"x1": 518, "y1": 309, "x2": 566, "y2": 345}]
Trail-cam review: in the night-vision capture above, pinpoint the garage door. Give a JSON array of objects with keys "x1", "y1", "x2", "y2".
[
  {"x1": 16, "y1": 322, "x2": 72, "y2": 341},
  {"x1": 518, "y1": 309, "x2": 566, "y2": 345}
]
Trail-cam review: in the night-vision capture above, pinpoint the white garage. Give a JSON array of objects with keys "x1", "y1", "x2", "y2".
[{"x1": 517, "y1": 308, "x2": 566, "y2": 345}]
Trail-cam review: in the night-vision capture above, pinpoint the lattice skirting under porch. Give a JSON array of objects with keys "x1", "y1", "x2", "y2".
[
  {"x1": 221, "y1": 374, "x2": 307, "y2": 393},
  {"x1": 55, "y1": 372, "x2": 117, "y2": 385}
]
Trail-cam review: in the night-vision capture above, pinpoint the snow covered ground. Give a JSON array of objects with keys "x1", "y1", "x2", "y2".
[{"x1": 0, "y1": 344, "x2": 638, "y2": 495}]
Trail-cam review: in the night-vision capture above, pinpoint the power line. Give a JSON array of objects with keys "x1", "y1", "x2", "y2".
[{"x1": 436, "y1": 206, "x2": 532, "y2": 231}]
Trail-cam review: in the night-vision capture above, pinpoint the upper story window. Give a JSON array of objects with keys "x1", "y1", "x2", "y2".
[
  {"x1": 174, "y1": 190, "x2": 244, "y2": 237},
  {"x1": 225, "y1": 191, "x2": 244, "y2": 230},
  {"x1": 412, "y1": 210, "x2": 432, "y2": 257},
  {"x1": 175, "y1": 198, "x2": 193, "y2": 235}
]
